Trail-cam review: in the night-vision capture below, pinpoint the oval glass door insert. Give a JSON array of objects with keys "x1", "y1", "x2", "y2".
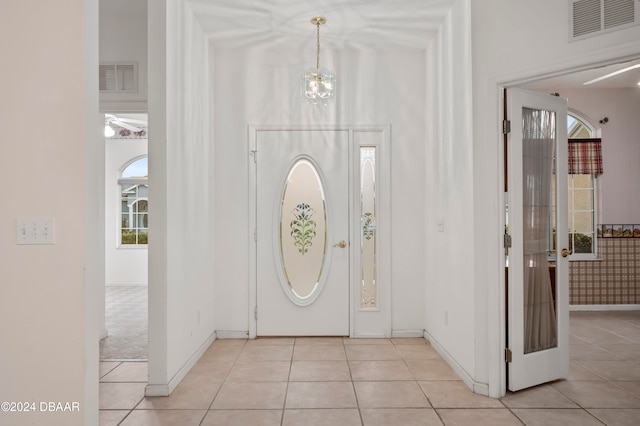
[{"x1": 279, "y1": 158, "x2": 327, "y2": 304}]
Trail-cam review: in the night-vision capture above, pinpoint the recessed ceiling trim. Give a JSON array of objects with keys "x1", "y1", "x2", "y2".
[{"x1": 188, "y1": 0, "x2": 454, "y2": 50}]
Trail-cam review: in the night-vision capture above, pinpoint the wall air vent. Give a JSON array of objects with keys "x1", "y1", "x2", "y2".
[
  {"x1": 570, "y1": 0, "x2": 639, "y2": 41},
  {"x1": 99, "y1": 63, "x2": 138, "y2": 92}
]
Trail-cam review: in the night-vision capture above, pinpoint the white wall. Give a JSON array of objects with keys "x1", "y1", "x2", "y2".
[
  {"x1": 470, "y1": 0, "x2": 640, "y2": 397},
  {"x1": 422, "y1": 0, "x2": 479, "y2": 390},
  {"x1": 105, "y1": 138, "x2": 148, "y2": 286},
  {"x1": 212, "y1": 46, "x2": 428, "y2": 336},
  {"x1": 99, "y1": 0, "x2": 148, "y2": 112},
  {"x1": 0, "y1": 0, "x2": 100, "y2": 425},
  {"x1": 551, "y1": 88, "x2": 639, "y2": 224},
  {"x1": 148, "y1": 0, "x2": 217, "y2": 394}
]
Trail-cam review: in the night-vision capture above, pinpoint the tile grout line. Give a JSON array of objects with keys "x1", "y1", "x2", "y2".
[
  {"x1": 343, "y1": 338, "x2": 366, "y2": 425},
  {"x1": 205, "y1": 339, "x2": 249, "y2": 416},
  {"x1": 279, "y1": 339, "x2": 296, "y2": 426},
  {"x1": 392, "y1": 340, "x2": 436, "y2": 412}
]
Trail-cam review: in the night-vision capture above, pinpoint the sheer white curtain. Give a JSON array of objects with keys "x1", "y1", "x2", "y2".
[{"x1": 522, "y1": 107, "x2": 558, "y2": 354}]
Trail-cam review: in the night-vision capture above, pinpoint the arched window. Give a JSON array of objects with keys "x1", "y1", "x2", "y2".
[
  {"x1": 568, "y1": 113, "x2": 594, "y2": 138},
  {"x1": 119, "y1": 157, "x2": 148, "y2": 245}
]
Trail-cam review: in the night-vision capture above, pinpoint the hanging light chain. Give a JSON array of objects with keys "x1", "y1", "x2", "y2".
[
  {"x1": 316, "y1": 20, "x2": 321, "y2": 72},
  {"x1": 310, "y1": 17, "x2": 326, "y2": 75}
]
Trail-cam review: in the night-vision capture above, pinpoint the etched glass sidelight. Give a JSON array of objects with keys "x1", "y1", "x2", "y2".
[
  {"x1": 279, "y1": 159, "x2": 327, "y2": 303},
  {"x1": 360, "y1": 147, "x2": 377, "y2": 308}
]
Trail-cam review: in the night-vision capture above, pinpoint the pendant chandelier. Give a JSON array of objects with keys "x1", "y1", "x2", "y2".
[{"x1": 301, "y1": 17, "x2": 335, "y2": 105}]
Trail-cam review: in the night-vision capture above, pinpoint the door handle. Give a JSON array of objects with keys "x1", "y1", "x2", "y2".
[
  {"x1": 561, "y1": 248, "x2": 572, "y2": 257},
  {"x1": 333, "y1": 240, "x2": 347, "y2": 248}
]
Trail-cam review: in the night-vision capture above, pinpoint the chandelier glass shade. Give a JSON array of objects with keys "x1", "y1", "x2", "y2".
[{"x1": 301, "y1": 17, "x2": 335, "y2": 105}]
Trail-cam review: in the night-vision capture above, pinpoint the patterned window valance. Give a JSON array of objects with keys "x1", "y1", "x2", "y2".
[{"x1": 568, "y1": 138, "x2": 603, "y2": 175}]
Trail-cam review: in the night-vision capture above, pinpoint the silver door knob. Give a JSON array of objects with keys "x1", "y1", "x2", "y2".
[{"x1": 333, "y1": 241, "x2": 347, "y2": 248}]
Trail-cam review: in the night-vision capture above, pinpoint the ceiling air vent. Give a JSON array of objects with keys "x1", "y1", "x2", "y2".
[
  {"x1": 570, "y1": 0, "x2": 639, "y2": 41},
  {"x1": 604, "y1": 0, "x2": 635, "y2": 28},
  {"x1": 99, "y1": 63, "x2": 138, "y2": 92}
]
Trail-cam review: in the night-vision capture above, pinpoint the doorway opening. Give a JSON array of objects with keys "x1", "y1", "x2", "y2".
[
  {"x1": 503, "y1": 55, "x2": 640, "y2": 393},
  {"x1": 100, "y1": 113, "x2": 149, "y2": 361}
]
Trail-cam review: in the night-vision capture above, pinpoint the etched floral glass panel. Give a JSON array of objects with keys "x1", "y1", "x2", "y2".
[
  {"x1": 360, "y1": 147, "x2": 377, "y2": 308},
  {"x1": 279, "y1": 159, "x2": 327, "y2": 302}
]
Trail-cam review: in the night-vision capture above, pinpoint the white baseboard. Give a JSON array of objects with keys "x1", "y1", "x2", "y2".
[
  {"x1": 570, "y1": 304, "x2": 640, "y2": 311},
  {"x1": 145, "y1": 383, "x2": 170, "y2": 397},
  {"x1": 424, "y1": 330, "x2": 490, "y2": 397},
  {"x1": 145, "y1": 331, "x2": 216, "y2": 397},
  {"x1": 216, "y1": 330, "x2": 250, "y2": 339},
  {"x1": 391, "y1": 329, "x2": 425, "y2": 338},
  {"x1": 350, "y1": 333, "x2": 387, "y2": 338}
]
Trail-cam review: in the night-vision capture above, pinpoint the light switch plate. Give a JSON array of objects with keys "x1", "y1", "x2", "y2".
[{"x1": 16, "y1": 217, "x2": 55, "y2": 245}]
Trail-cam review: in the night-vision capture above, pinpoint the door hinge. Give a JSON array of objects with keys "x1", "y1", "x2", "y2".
[
  {"x1": 251, "y1": 150, "x2": 257, "y2": 163},
  {"x1": 504, "y1": 233, "x2": 512, "y2": 254},
  {"x1": 254, "y1": 228, "x2": 257, "y2": 242},
  {"x1": 505, "y1": 348, "x2": 512, "y2": 363},
  {"x1": 502, "y1": 119, "x2": 511, "y2": 135},
  {"x1": 254, "y1": 306, "x2": 258, "y2": 320}
]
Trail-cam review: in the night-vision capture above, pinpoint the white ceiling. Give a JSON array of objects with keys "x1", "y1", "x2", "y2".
[
  {"x1": 185, "y1": 0, "x2": 640, "y2": 88},
  {"x1": 522, "y1": 58, "x2": 640, "y2": 90},
  {"x1": 187, "y1": 0, "x2": 455, "y2": 49},
  {"x1": 114, "y1": 113, "x2": 147, "y2": 122},
  {"x1": 105, "y1": 0, "x2": 640, "y2": 88}
]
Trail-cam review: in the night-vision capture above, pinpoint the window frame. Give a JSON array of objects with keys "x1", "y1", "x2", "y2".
[
  {"x1": 566, "y1": 112, "x2": 598, "y2": 260},
  {"x1": 567, "y1": 173, "x2": 598, "y2": 260},
  {"x1": 118, "y1": 156, "x2": 148, "y2": 247}
]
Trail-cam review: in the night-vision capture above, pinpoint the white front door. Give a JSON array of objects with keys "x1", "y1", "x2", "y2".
[
  {"x1": 255, "y1": 129, "x2": 350, "y2": 336},
  {"x1": 507, "y1": 88, "x2": 569, "y2": 391}
]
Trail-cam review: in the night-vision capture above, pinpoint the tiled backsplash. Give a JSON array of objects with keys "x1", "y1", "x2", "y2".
[
  {"x1": 570, "y1": 237, "x2": 640, "y2": 305},
  {"x1": 598, "y1": 224, "x2": 640, "y2": 238}
]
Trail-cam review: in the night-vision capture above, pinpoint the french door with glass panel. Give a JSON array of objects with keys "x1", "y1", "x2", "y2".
[
  {"x1": 506, "y1": 88, "x2": 569, "y2": 391},
  {"x1": 254, "y1": 129, "x2": 350, "y2": 336}
]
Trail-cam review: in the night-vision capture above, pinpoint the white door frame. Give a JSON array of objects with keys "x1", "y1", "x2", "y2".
[
  {"x1": 493, "y1": 49, "x2": 640, "y2": 397},
  {"x1": 248, "y1": 125, "x2": 391, "y2": 339}
]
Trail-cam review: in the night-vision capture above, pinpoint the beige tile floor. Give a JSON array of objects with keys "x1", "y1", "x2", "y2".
[{"x1": 100, "y1": 311, "x2": 640, "y2": 425}]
